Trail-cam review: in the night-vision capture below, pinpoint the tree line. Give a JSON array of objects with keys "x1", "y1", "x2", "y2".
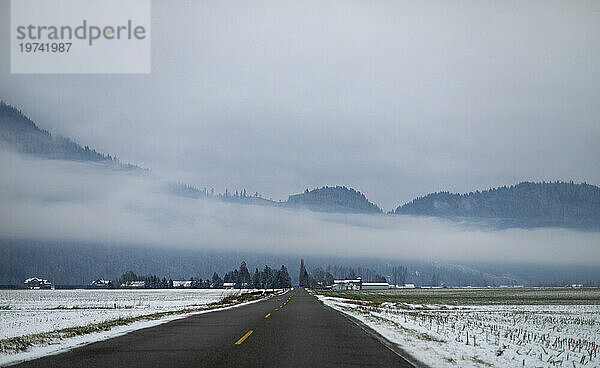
[{"x1": 113, "y1": 261, "x2": 292, "y2": 289}]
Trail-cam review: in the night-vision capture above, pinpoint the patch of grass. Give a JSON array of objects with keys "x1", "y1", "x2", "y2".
[
  {"x1": 215, "y1": 290, "x2": 267, "y2": 305},
  {"x1": 313, "y1": 288, "x2": 600, "y2": 305},
  {"x1": 49, "y1": 305, "x2": 133, "y2": 310},
  {"x1": 416, "y1": 332, "x2": 445, "y2": 342},
  {"x1": 471, "y1": 356, "x2": 492, "y2": 366}
]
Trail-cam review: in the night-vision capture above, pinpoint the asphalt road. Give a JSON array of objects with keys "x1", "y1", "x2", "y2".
[{"x1": 12, "y1": 288, "x2": 415, "y2": 368}]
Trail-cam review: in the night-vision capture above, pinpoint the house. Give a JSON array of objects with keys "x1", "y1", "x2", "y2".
[
  {"x1": 223, "y1": 282, "x2": 235, "y2": 289},
  {"x1": 361, "y1": 282, "x2": 390, "y2": 290},
  {"x1": 173, "y1": 280, "x2": 193, "y2": 288},
  {"x1": 89, "y1": 279, "x2": 114, "y2": 288},
  {"x1": 24, "y1": 277, "x2": 52, "y2": 289},
  {"x1": 120, "y1": 280, "x2": 145, "y2": 288},
  {"x1": 332, "y1": 279, "x2": 362, "y2": 290},
  {"x1": 331, "y1": 279, "x2": 391, "y2": 290}
]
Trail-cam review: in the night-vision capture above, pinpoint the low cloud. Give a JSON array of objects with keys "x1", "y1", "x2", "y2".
[{"x1": 1, "y1": 150, "x2": 598, "y2": 265}]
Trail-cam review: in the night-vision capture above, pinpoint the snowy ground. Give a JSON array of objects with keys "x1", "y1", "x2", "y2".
[
  {"x1": 0, "y1": 289, "x2": 245, "y2": 339},
  {"x1": 317, "y1": 290, "x2": 600, "y2": 368},
  {"x1": 0, "y1": 288, "x2": 279, "y2": 366}
]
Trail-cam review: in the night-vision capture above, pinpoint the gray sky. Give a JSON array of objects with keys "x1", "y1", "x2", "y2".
[{"x1": 1, "y1": 0, "x2": 599, "y2": 210}]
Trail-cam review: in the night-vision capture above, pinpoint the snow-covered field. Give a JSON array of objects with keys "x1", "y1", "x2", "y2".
[
  {"x1": 317, "y1": 289, "x2": 600, "y2": 368},
  {"x1": 0, "y1": 288, "x2": 275, "y2": 366},
  {"x1": 0, "y1": 289, "x2": 242, "y2": 340}
]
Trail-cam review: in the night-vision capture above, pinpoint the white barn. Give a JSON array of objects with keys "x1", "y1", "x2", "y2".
[
  {"x1": 172, "y1": 280, "x2": 193, "y2": 288},
  {"x1": 332, "y1": 279, "x2": 362, "y2": 290},
  {"x1": 361, "y1": 282, "x2": 390, "y2": 290}
]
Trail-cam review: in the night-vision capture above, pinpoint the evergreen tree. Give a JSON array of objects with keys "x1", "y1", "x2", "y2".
[
  {"x1": 211, "y1": 272, "x2": 223, "y2": 288},
  {"x1": 276, "y1": 265, "x2": 292, "y2": 288},
  {"x1": 298, "y1": 259, "x2": 310, "y2": 287},
  {"x1": 251, "y1": 268, "x2": 261, "y2": 289},
  {"x1": 263, "y1": 265, "x2": 274, "y2": 288},
  {"x1": 238, "y1": 261, "x2": 251, "y2": 288},
  {"x1": 118, "y1": 270, "x2": 138, "y2": 286}
]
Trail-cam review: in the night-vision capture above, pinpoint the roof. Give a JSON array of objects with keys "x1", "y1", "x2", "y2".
[
  {"x1": 173, "y1": 280, "x2": 192, "y2": 287},
  {"x1": 121, "y1": 281, "x2": 145, "y2": 287},
  {"x1": 91, "y1": 279, "x2": 111, "y2": 284},
  {"x1": 333, "y1": 279, "x2": 362, "y2": 284},
  {"x1": 24, "y1": 277, "x2": 50, "y2": 284}
]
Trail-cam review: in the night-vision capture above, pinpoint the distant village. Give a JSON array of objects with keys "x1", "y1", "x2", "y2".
[
  {"x1": 21, "y1": 262, "x2": 294, "y2": 290},
  {"x1": 22, "y1": 275, "x2": 416, "y2": 291},
  {"x1": 18, "y1": 259, "x2": 587, "y2": 290},
  {"x1": 20, "y1": 276, "x2": 585, "y2": 290},
  {"x1": 22, "y1": 276, "x2": 282, "y2": 290}
]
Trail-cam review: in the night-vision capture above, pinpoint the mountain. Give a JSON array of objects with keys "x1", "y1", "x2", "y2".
[
  {"x1": 4, "y1": 102, "x2": 598, "y2": 224},
  {"x1": 393, "y1": 181, "x2": 600, "y2": 230},
  {"x1": 0, "y1": 101, "x2": 141, "y2": 169},
  {"x1": 1, "y1": 102, "x2": 377, "y2": 214},
  {"x1": 285, "y1": 186, "x2": 382, "y2": 214},
  {"x1": 170, "y1": 183, "x2": 383, "y2": 214}
]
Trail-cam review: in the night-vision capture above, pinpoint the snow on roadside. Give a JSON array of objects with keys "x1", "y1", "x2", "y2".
[
  {"x1": 0, "y1": 289, "x2": 283, "y2": 366},
  {"x1": 317, "y1": 295, "x2": 600, "y2": 368},
  {"x1": 0, "y1": 289, "x2": 241, "y2": 340}
]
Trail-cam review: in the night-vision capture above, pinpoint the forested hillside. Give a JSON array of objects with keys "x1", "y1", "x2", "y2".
[
  {"x1": 0, "y1": 101, "x2": 139, "y2": 169},
  {"x1": 3, "y1": 101, "x2": 598, "y2": 224},
  {"x1": 286, "y1": 186, "x2": 382, "y2": 214},
  {"x1": 170, "y1": 183, "x2": 382, "y2": 214},
  {"x1": 393, "y1": 181, "x2": 600, "y2": 229},
  {"x1": 3, "y1": 241, "x2": 599, "y2": 287}
]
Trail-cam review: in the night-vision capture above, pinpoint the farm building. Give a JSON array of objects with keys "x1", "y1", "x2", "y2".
[
  {"x1": 332, "y1": 279, "x2": 390, "y2": 290},
  {"x1": 173, "y1": 280, "x2": 193, "y2": 288},
  {"x1": 332, "y1": 279, "x2": 362, "y2": 290},
  {"x1": 24, "y1": 277, "x2": 52, "y2": 289},
  {"x1": 120, "y1": 281, "x2": 145, "y2": 288},
  {"x1": 223, "y1": 282, "x2": 235, "y2": 289},
  {"x1": 89, "y1": 279, "x2": 114, "y2": 288},
  {"x1": 361, "y1": 282, "x2": 390, "y2": 290}
]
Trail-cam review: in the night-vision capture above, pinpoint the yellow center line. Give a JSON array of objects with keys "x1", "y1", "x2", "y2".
[
  {"x1": 234, "y1": 330, "x2": 253, "y2": 345},
  {"x1": 265, "y1": 313, "x2": 271, "y2": 318}
]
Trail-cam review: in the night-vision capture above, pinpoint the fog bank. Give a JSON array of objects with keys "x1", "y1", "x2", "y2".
[{"x1": 1, "y1": 151, "x2": 598, "y2": 265}]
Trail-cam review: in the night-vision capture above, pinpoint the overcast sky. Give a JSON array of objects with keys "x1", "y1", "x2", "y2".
[{"x1": 1, "y1": 0, "x2": 599, "y2": 210}]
